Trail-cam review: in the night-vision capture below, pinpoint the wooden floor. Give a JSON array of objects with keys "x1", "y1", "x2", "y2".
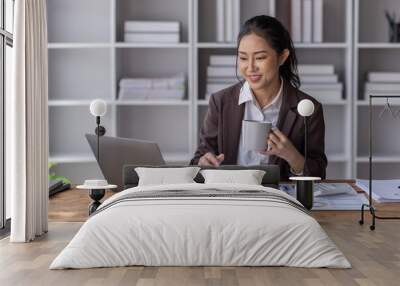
[{"x1": 1, "y1": 187, "x2": 400, "y2": 286}]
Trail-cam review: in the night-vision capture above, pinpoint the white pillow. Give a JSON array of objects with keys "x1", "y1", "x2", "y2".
[
  {"x1": 200, "y1": 169, "x2": 266, "y2": 185},
  {"x1": 135, "y1": 167, "x2": 201, "y2": 186}
]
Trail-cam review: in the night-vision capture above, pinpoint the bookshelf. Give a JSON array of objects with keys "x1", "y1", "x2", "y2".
[
  {"x1": 354, "y1": 0, "x2": 400, "y2": 179},
  {"x1": 47, "y1": 0, "x2": 363, "y2": 184}
]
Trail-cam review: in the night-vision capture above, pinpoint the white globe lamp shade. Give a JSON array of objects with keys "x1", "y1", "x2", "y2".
[
  {"x1": 90, "y1": 99, "x2": 107, "y2": 117},
  {"x1": 297, "y1": 99, "x2": 315, "y2": 117}
]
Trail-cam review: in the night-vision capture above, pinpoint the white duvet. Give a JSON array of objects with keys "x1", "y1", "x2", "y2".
[{"x1": 50, "y1": 183, "x2": 351, "y2": 269}]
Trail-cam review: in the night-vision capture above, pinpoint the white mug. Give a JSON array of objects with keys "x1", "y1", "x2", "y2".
[{"x1": 242, "y1": 120, "x2": 272, "y2": 151}]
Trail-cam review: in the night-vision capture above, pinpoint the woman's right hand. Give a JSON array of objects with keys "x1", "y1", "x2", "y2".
[{"x1": 198, "y1": 152, "x2": 224, "y2": 167}]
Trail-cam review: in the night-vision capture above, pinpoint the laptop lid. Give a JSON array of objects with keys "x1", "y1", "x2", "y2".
[{"x1": 85, "y1": 134, "x2": 165, "y2": 191}]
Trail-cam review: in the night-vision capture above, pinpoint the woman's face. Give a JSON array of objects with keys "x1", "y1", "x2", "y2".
[{"x1": 238, "y1": 33, "x2": 288, "y2": 91}]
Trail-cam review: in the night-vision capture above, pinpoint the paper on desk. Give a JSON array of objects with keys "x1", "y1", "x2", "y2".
[
  {"x1": 356, "y1": 179, "x2": 400, "y2": 202},
  {"x1": 280, "y1": 183, "x2": 368, "y2": 210}
]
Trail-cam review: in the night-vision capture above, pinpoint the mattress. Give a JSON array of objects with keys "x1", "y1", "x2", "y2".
[{"x1": 50, "y1": 183, "x2": 351, "y2": 269}]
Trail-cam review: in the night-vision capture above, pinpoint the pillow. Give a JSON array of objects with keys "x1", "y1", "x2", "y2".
[
  {"x1": 200, "y1": 169, "x2": 266, "y2": 185},
  {"x1": 135, "y1": 167, "x2": 201, "y2": 186}
]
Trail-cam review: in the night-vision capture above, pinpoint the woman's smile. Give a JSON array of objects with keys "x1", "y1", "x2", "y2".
[{"x1": 248, "y1": 74, "x2": 262, "y2": 83}]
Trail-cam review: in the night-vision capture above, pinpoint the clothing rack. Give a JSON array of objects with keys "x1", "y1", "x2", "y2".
[{"x1": 359, "y1": 95, "x2": 400, "y2": 230}]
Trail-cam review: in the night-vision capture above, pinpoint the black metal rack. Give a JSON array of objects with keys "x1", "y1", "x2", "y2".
[{"x1": 359, "y1": 95, "x2": 400, "y2": 230}]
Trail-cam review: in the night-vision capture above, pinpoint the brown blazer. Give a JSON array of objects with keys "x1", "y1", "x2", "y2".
[{"x1": 190, "y1": 80, "x2": 328, "y2": 180}]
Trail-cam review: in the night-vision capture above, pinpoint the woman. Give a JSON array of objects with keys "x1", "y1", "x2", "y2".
[{"x1": 190, "y1": 15, "x2": 327, "y2": 180}]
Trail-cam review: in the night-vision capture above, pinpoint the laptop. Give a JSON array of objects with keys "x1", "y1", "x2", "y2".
[{"x1": 85, "y1": 134, "x2": 166, "y2": 191}]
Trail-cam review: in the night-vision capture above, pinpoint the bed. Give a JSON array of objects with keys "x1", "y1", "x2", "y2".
[{"x1": 50, "y1": 165, "x2": 350, "y2": 269}]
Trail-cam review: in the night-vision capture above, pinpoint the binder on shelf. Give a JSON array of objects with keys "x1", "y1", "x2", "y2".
[
  {"x1": 302, "y1": 0, "x2": 312, "y2": 43},
  {"x1": 313, "y1": 0, "x2": 323, "y2": 42},
  {"x1": 124, "y1": 21, "x2": 180, "y2": 33},
  {"x1": 291, "y1": 0, "x2": 302, "y2": 42}
]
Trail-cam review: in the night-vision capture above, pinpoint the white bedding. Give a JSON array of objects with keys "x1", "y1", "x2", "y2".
[{"x1": 50, "y1": 183, "x2": 351, "y2": 269}]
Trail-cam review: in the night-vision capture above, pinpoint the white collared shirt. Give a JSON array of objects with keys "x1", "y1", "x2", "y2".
[{"x1": 237, "y1": 80, "x2": 283, "y2": 165}]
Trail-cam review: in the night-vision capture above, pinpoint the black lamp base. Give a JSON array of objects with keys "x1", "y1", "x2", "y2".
[{"x1": 295, "y1": 180, "x2": 314, "y2": 210}]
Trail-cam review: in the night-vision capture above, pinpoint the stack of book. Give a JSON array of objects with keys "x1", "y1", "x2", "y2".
[
  {"x1": 49, "y1": 179, "x2": 71, "y2": 197},
  {"x1": 299, "y1": 64, "x2": 343, "y2": 103},
  {"x1": 364, "y1": 72, "x2": 400, "y2": 99},
  {"x1": 118, "y1": 73, "x2": 186, "y2": 101},
  {"x1": 216, "y1": 0, "x2": 241, "y2": 42},
  {"x1": 124, "y1": 21, "x2": 180, "y2": 43},
  {"x1": 291, "y1": 0, "x2": 324, "y2": 43},
  {"x1": 205, "y1": 55, "x2": 242, "y2": 100}
]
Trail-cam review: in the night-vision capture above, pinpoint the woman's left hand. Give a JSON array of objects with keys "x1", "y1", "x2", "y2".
[{"x1": 260, "y1": 128, "x2": 305, "y2": 172}]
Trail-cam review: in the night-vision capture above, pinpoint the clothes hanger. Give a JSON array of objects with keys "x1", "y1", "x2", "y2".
[{"x1": 379, "y1": 97, "x2": 399, "y2": 119}]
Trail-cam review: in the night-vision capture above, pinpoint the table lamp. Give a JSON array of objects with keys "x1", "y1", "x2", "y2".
[
  {"x1": 89, "y1": 99, "x2": 107, "y2": 163},
  {"x1": 290, "y1": 99, "x2": 321, "y2": 210}
]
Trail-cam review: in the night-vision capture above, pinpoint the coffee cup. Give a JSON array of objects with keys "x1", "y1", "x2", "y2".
[{"x1": 242, "y1": 120, "x2": 272, "y2": 151}]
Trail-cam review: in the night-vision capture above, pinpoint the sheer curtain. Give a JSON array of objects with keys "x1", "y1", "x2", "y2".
[{"x1": 8, "y1": 0, "x2": 49, "y2": 242}]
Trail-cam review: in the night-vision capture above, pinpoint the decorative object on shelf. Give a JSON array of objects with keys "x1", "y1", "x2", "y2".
[
  {"x1": 77, "y1": 180, "x2": 117, "y2": 215},
  {"x1": 89, "y1": 99, "x2": 107, "y2": 163},
  {"x1": 385, "y1": 11, "x2": 400, "y2": 42},
  {"x1": 289, "y1": 99, "x2": 321, "y2": 210},
  {"x1": 359, "y1": 95, "x2": 400, "y2": 231}
]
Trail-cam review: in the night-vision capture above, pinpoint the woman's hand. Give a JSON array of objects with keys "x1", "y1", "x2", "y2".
[
  {"x1": 261, "y1": 128, "x2": 305, "y2": 173},
  {"x1": 198, "y1": 152, "x2": 224, "y2": 167}
]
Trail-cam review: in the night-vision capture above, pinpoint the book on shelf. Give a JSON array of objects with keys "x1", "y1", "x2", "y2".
[
  {"x1": 118, "y1": 88, "x2": 185, "y2": 100},
  {"x1": 207, "y1": 76, "x2": 240, "y2": 84},
  {"x1": 232, "y1": 0, "x2": 241, "y2": 40},
  {"x1": 301, "y1": 83, "x2": 343, "y2": 91},
  {"x1": 367, "y1": 72, "x2": 400, "y2": 83},
  {"x1": 124, "y1": 21, "x2": 180, "y2": 33},
  {"x1": 207, "y1": 66, "x2": 238, "y2": 77},
  {"x1": 216, "y1": 0, "x2": 241, "y2": 42},
  {"x1": 124, "y1": 32, "x2": 180, "y2": 43},
  {"x1": 302, "y1": 0, "x2": 312, "y2": 43},
  {"x1": 206, "y1": 83, "x2": 235, "y2": 94},
  {"x1": 216, "y1": 0, "x2": 225, "y2": 42},
  {"x1": 291, "y1": 0, "x2": 302, "y2": 42},
  {"x1": 209, "y1": 55, "x2": 237, "y2": 66},
  {"x1": 120, "y1": 74, "x2": 185, "y2": 89},
  {"x1": 298, "y1": 64, "x2": 335, "y2": 74},
  {"x1": 300, "y1": 89, "x2": 343, "y2": 102},
  {"x1": 312, "y1": 0, "x2": 323, "y2": 42},
  {"x1": 300, "y1": 74, "x2": 338, "y2": 83},
  {"x1": 225, "y1": 0, "x2": 233, "y2": 42},
  {"x1": 365, "y1": 83, "x2": 400, "y2": 92}
]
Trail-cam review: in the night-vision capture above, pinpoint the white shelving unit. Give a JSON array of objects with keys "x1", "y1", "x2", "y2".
[
  {"x1": 194, "y1": 0, "x2": 353, "y2": 180},
  {"x1": 48, "y1": 0, "x2": 378, "y2": 183},
  {"x1": 354, "y1": 0, "x2": 400, "y2": 179}
]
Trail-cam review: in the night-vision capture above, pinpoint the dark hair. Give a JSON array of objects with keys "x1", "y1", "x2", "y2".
[{"x1": 236, "y1": 15, "x2": 300, "y2": 89}]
